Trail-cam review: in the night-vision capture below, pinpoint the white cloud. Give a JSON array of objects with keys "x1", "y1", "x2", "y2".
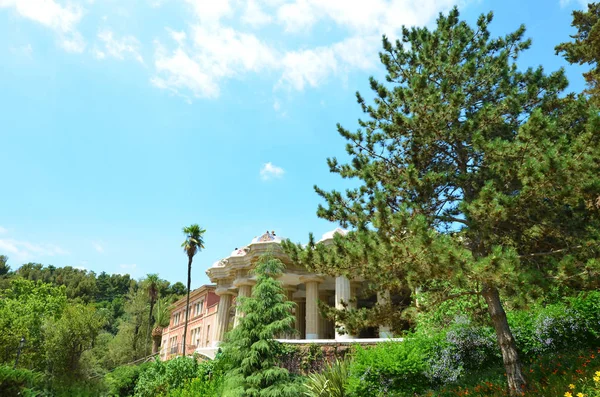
[
  {"x1": 0, "y1": 0, "x2": 85, "y2": 52},
  {"x1": 151, "y1": 26, "x2": 277, "y2": 98},
  {"x1": 260, "y1": 162, "x2": 285, "y2": 181},
  {"x1": 0, "y1": 238, "x2": 69, "y2": 262},
  {"x1": 242, "y1": 0, "x2": 273, "y2": 27},
  {"x1": 97, "y1": 29, "x2": 144, "y2": 63},
  {"x1": 92, "y1": 242, "x2": 104, "y2": 253},
  {"x1": 0, "y1": 226, "x2": 7, "y2": 234},
  {"x1": 149, "y1": 0, "x2": 467, "y2": 100}
]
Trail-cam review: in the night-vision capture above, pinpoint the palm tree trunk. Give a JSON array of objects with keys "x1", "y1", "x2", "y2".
[
  {"x1": 182, "y1": 256, "x2": 192, "y2": 357},
  {"x1": 481, "y1": 283, "x2": 526, "y2": 396},
  {"x1": 147, "y1": 298, "x2": 155, "y2": 355}
]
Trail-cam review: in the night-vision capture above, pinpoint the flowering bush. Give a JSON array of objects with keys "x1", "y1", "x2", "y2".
[{"x1": 426, "y1": 320, "x2": 499, "y2": 385}]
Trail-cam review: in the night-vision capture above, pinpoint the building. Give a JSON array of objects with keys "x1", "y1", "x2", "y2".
[
  {"x1": 162, "y1": 228, "x2": 394, "y2": 359},
  {"x1": 206, "y1": 229, "x2": 393, "y2": 344},
  {"x1": 159, "y1": 284, "x2": 220, "y2": 360}
]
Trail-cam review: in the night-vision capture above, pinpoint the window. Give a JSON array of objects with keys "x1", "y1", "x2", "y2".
[
  {"x1": 173, "y1": 312, "x2": 182, "y2": 326},
  {"x1": 196, "y1": 327, "x2": 202, "y2": 346},
  {"x1": 205, "y1": 325, "x2": 210, "y2": 346},
  {"x1": 194, "y1": 300, "x2": 204, "y2": 316},
  {"x1": 169, "y1": 336, "x2": 178, "y2": 354}
]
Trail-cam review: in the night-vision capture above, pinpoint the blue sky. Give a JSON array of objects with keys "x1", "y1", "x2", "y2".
[{"x1": 0, "y1": 0, "x2": 591, "y2": 288}]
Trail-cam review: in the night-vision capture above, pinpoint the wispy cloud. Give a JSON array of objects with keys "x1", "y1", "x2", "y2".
[
  {"x1": 0, "y1": 238, "x2": 69, "y2": 263},
  {"x1": 92, "y1": 242, "x2": 104, "y2": 253},
  {"x1": 260, "y1": 162, "x2": 285, "y2": 181},
  {"x1": 0, "y1": 0, "x2": 85, "y2": 52},
  {"x1": 0, "y1": 226, "x2": 7, "y2": 234},
  {"x1": 95, "y1": 29, "x2": 144, "y2": 63}
]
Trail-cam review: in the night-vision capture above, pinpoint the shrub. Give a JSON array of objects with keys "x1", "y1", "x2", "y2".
[
  {"x1": 347, "y1": 338, "x2": 433, "y2": 396},
  {"x1": 105, "y1": 363, "x2": 149, "y2": 397},
  {"x1": 304, "y1": 359, "x2": 349, "y2": 397},
  {"x1": 134, "y1": 357, "x2": 200, "y2": 397},
  {"x1": 0, "y1": 365, "x2": 43, "y2": 396}
]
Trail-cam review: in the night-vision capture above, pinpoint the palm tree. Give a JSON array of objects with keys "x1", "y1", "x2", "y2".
[
  {"x1": 181, "y1": 224, "x2": 206, "y2": 356},
  {"x1": 143, "y1": 273, "x2": 160, "y2": 354},
  {"x1": 151, "y1": 298, "x2": 171, "y2": 354}
]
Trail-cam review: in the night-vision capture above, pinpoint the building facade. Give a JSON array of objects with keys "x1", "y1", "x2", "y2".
[
  {"x1": 206, "y1": 228, "x2": 393, "y2": 345},
  {"x1": 159, "y1": 284, "x2": 220, "y2": 360}
]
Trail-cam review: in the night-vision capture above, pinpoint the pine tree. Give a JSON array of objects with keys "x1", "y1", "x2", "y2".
[
  {"x1": 557, "y1": 2, "x2": 600, "y2": 106},
  {"x1": 284, "y1": 8, "x2": 600, "y2": 396},
  {"x1": 220, "y1": 253, "x2": 300, "y2": 397}
]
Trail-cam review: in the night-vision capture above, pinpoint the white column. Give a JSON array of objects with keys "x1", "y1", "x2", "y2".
[
  {"x1": 377, "y1": 290, "x2": 393, "y2": 338},
  {"x1": 214, "y1": 291, "x2": 233, "y2": 344},
  {"x1": 234, "y1": 283, "x2": 252, "y2": 327},
  {"x1": 301, "y1": 276, "x2": 323, "y2": 340},
  {"x1": 335, "y1": 276, "x2": 353, "y2": 340},
  {"x1": 294, "y1": 299, "x2": 305, "y2": 339},
  {"x1": 318, "y1": 291, "x2": 329, "y2": 339}
]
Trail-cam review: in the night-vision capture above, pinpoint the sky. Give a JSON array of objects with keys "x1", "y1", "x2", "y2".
[{"x1": 0, "y1": 0, "x2": 592, "y2": 288}]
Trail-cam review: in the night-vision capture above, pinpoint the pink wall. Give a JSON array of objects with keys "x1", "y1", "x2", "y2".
[{"x1": 160, "y1": 286, "x2": 219, "y2": 360}]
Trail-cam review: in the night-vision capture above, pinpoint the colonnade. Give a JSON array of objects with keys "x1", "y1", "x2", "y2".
[{"x1": 212, "y1": 276, "x2": 393, "y2": 343}]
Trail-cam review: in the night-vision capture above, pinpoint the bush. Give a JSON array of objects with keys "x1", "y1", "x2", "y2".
[
  {"x1": 0, "y1": 365, "x2": 43, "y2": 396},
  {"x1": 105, "y1": 363, "x2": 149, "y2": 397},
  {"x1": 347, "y1": 338, "x2": 433, "y2": 396},
  {"x1": 134, "y1": 357, "x2": 201, "y2": 397},
  {"x1": 509, "y1": 291, "x2": 600, "y2": 359},
  {"x1": 304, "y1": 359, "x2": 349, "y2": 397},
  {"x1": 425, "y1": 320, "x2": 499, "y2": 385}
]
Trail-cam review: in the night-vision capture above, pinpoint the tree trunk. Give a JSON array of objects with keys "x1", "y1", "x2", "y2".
[
  {"x1": 481, "y1": 283, "x2": 526, "y2": 396},
  {"x1": 147, "y1": 298, "x2": 155, "y2": 355},
  {"x1": 182, "y1": 256, "x2": 192, "y2": 357},
  {"x1": 152, "y1": 330, "x2": 162, "y2": 355}
]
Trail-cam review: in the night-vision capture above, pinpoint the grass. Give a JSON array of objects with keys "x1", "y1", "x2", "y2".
[{"x1": 422, "y1": 347, "x2": 600, "y2": 397}]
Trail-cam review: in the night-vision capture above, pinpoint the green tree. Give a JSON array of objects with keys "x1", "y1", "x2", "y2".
[
  {"x1": 284, "y1": 8, "x2": 600, "y2": 395},
  {"x1": 43, "y1": 303, "x2": 107, "y2": 383},
  {"x1": 557, "y1": 2, "x2": 600, "y2": 105},
  {"x1": 180, "y1": 224, "x2": 206, "y2": 357},
  {"x1": 220, "y1": 253, "x2": 299, "y2": 397},
  {"x1": 142, "y1": 274, "x2": 160, "y2": 354},
  {"x1": 0, "y1": 279, "x2": 67, "y2": 371},
  {"x1": 151, "y1": 298, "x2": 171, "y2": 354},
  {"x1": 0, "y1": 255, "x2": 10, "y2": 277}
]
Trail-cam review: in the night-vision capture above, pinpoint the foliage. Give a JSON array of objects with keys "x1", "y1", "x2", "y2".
[
  {"x1": 424, "y1": 347, "x2": 600, "y2": 397},
  {"x1": 557, "y1": 2, "x2": 600, "y2": 105},
  {"x1": 105, "y1": 363, "x2": 150, "y2": 397},
  {"x1": 167, "y1": 360, "x2": 225, "y2": 397},
  {"x1": 509, "y1": 291, "x2": 600, "y2": 358},
  {"x1": 304, "y1": 359, "x2": 349, "y2": 397},
  {"x1": 134, "y1": 357, "x2": 201, "y2": 397},
  {"x1": 0, "y1": 279, "x2": 67, "y2": 371},
  {"x1": 43, "y1": 304, "x2": 107, "y2": 383},
  {"x1": 0, "y1": 364, "x2": 43, "y2": 397},
  {"x1": 219, "y1": 253, "x2": 301, "y2": 397},
  {"x1": 283, "y1": 6, "x2": 600, "y2": 394}
]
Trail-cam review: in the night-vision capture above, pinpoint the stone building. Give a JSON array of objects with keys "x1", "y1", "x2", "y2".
[
  {"x1": 206, "y1": 228, "x2": 393, "y2": 345},
  {"x1": 161, "y1": 228, "x2": 394, "y2": 359}
]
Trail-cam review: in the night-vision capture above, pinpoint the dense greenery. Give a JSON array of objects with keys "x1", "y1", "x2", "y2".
[{"x1": 0, "y1": 257, "x2": 185, "y2": 394}]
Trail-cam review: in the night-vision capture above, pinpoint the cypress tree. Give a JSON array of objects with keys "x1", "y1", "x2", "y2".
[
  {"x1": 284, "y1": 7, "x2": 600, "y2": 396},
  {"x1": 220, "y1": 253, "x2": 300, "y2": 397}
]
